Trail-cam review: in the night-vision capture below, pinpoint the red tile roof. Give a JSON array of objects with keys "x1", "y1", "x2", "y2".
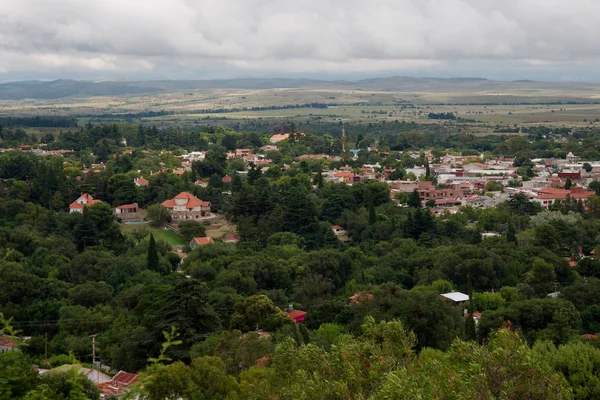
[
  {"x1": 287, "y1": 310, "x2": 307, "y2": 321},
  {"x1": 161, "y1": 192, "x2": 211, "y2": 209},
  {"x1": 0, "y1": 340, "x2": 17, "y2": 348},
  {"x1": 111, "y1": 371, "x2": 139, "y2": 386},
  {"x1": 223, "y1": 233, "x2": 239, "y2": 243},
  {"x1": 192, "y1": 237, "x2": 215, "y2": 246},
  {"x1": 116, "y1": 203, "x2": 138, "y2": 210},
  {"x1": 69, "y1": 193, "x2": 102, "y2": 209}
]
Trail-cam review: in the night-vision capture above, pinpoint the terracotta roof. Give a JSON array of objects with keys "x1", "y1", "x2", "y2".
[
  {"x1": 116, "y1": 203, "x2": 138, "y2": 210},
  {"x1": 192, "y1": 237, "x2": 215, "y2": 246},
  {"x1": 270, "y1": 134, "x2": 289, "y2": 141},
  {"x1": 223, "y1": 233, "x2": 239, "y2": 243},
  {"x1": 96, "y1": 382, "x2": 121, "y2": 397},
  {"x1": 69, "y1": 193, "x2": 102, "y2": 209},
  {"x1": 287, "y1": 310, "x2": 307, "y2": 320},
  {"x1": 222, "y1": 176, "x2": 232, "y2": 183},
  {"x1": 111, "y1": 371, "x2": 139, "y2": 386},
  {"x1": 135, "y1": 177, "x2": 149, "y2": 185},
  {"x1": 583, "y1": 333, "x2": 598, "y2": 339},
  {"x1": 0, "y1": 340, "x2": 17, "y2": 348},
  {"x1": 162, "y1": 192, "x2": 211, "y2": 209}
]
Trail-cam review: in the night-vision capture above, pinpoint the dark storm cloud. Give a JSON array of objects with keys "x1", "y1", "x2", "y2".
[{"x1": 1, "y1": 0, "x2": 600, "y2": 80}]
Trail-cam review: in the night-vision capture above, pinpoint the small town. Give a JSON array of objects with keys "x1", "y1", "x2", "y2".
[{"x1": 4, "y1": 0, "x2": 600, "y2": 397}]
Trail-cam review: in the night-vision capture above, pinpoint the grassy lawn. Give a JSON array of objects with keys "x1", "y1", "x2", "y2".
[
  {"x1": 153, "y1": 229, "x2": 187, "y2": 246},
  {"x1": 120, "y1": 223, "x2": 187, "y2": 246}
]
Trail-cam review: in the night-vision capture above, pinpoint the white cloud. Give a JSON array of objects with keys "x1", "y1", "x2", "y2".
[{"x1": 1, "y1": 0, "x2": 600, "y2": 80}]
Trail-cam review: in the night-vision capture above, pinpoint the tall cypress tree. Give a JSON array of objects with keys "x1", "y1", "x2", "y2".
[
  {"x1": 368, "y1": 200, "x2": 376, "y2": 225},
  {"x1": 507, "y1": 222, "x2": 517, "y2": 244},
  {"x1": 315, "y1": 170, "x2": 324, "y2": 188},
  {"x1": 147, "y1": 234, "x2": 159, "y2": 272},
  {"x1": 74, "y1": 208, "x2": 98, "y2": 250},
  {"x1": 407, "y1": 189, "x2": 422, "y2": 208}
]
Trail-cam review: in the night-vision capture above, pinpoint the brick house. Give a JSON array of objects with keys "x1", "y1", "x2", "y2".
[{"x1": 161, "y1": 192, "x2": 211, "y2": 221}]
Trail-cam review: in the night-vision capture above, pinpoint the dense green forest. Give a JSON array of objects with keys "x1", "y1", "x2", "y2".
[{"x1": 2, "y1": 121, "x2": 600, "y2": 398}]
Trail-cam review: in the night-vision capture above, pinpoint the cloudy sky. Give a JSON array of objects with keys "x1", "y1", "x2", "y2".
[{"x1": 1, "y1": 0, "x2": 599, "y2": 82}]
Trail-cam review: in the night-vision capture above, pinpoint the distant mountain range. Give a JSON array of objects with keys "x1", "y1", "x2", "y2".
[{"x1": 0, "y1": 76, "x2": 597, "y2": 100}]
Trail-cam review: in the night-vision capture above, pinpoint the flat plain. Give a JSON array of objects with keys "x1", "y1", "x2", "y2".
[{"x1": 3, "y1": 78, "x2": 600, "y2": 131}]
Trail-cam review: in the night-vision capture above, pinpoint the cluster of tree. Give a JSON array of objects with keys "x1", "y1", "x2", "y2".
[
  {"x1": 427, "y1": 112, "x2": 457, "y2": 120},
  {"x1": 0, "y1": 116, "x2": 77, "y2": 128},
  {"x1": 2, "y1": 120, "x2": 600, "y2": 397}
]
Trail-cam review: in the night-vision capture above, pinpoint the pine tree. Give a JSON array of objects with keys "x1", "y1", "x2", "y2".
[
  {"x1": 147, "y1": 234, "x2": 159, "y2": 272},
  {"x1": 425, "y1": 160, "x2": 431, "y2": 180},
  {"x1": 407, "y1": 189, "x2": 422, "y2": 208},
  {"x1": 315, "y1": 170, "x2": 324, "y2": 188},
  {"x1": 74, "y1": 208, "x2": 98, "y2": 250},
  {"x1": 368, "y1": 200, "x2": 376, "y2": 225},
  {"x1": 565, "y1": 178, "x2": 572, "y2": 190},
  {"x1": 231, "y1": 172, "x2": 243, "y2": 192},
  {"x1": 507, "y1": 222, "x2": 516, "y2": 244}
]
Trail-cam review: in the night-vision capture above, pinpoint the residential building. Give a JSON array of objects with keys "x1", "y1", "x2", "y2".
[
  {"x1": 0, "y1": 339, "x2": 18, "y2": 354},
  {"x1": 96, "y1": 371, "x2": 140, "y2": 399},
  {"x1": 69, "y1": 193, "x2": 103, "y2": 213},
  {"x1": 440, "y1": 291, "x2": 470, "y2": 305},
  {"x1": 114, "y1": 203, "x2": 141, "y2": 214},
  {"x1": 189, "y1": 236, "x2": 215, "y2": 249},
  {"x1": 532, "y1": 186, "x2": 595, "y2": 209},
  {"x1": 270, "y1": 134, "x2": 289, "y2": 143},
  {"x1": 134, "y1": 177, "x2": 149, "y2": 186},
  {"x1": 223, "y1": 233, "x2": 239, "y2": 244},
  {"x1": 287, "y1": 308, "x2": 307, "y2": 324},
  {"x1": 161, "y1": 192, "x2": 211, "y2": 221},
  {"x1": 331, "y1": 225, "x2": 347, "y2": 236}
]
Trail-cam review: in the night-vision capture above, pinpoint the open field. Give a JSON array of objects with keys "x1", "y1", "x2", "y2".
[
  {"x1": 3, "y1": 77, "x2": 600, "y2": 129},
  {"x1": 120, "y1": 223, "x2": 187, "y2": 246}
]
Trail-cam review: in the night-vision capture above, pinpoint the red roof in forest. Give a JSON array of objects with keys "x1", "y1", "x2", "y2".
[
  {"x1": 191, "y1": 237, "x2": 215, "y2": 246},
  {"x1": 223, "y1": 233, "x2": 239, "y2": 243},
  {"x1": 69, "y1": 193, "x2": 102, "y2": 209},
  {"x1": 111, "y1": 371, "x2": 139, "y2": 386},
  {"x1": 0, "y1": 340, "x2": 17, "y2": 348},
  {"x1": 161, "y1": 192, "x2": 211, "y2": 209},
  {"x1": 287, "y1": 310, "x2": 307, "y2": 322},
  {"x1": 116, "y1": 203, "x2": 139, "y2": 210}
]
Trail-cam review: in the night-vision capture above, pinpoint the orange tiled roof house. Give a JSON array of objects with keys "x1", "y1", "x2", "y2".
[
  {"x1": 161, "y1": 192, "x2": 211, "y2": 222},
  {"x1": 69, "y1": 193, "x2": 103, "y2": 213}
]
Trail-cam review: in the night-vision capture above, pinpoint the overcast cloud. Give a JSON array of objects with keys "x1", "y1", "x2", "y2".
[{"x1": 1, "y1": 0, "x2": 600, "y2": 82}]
